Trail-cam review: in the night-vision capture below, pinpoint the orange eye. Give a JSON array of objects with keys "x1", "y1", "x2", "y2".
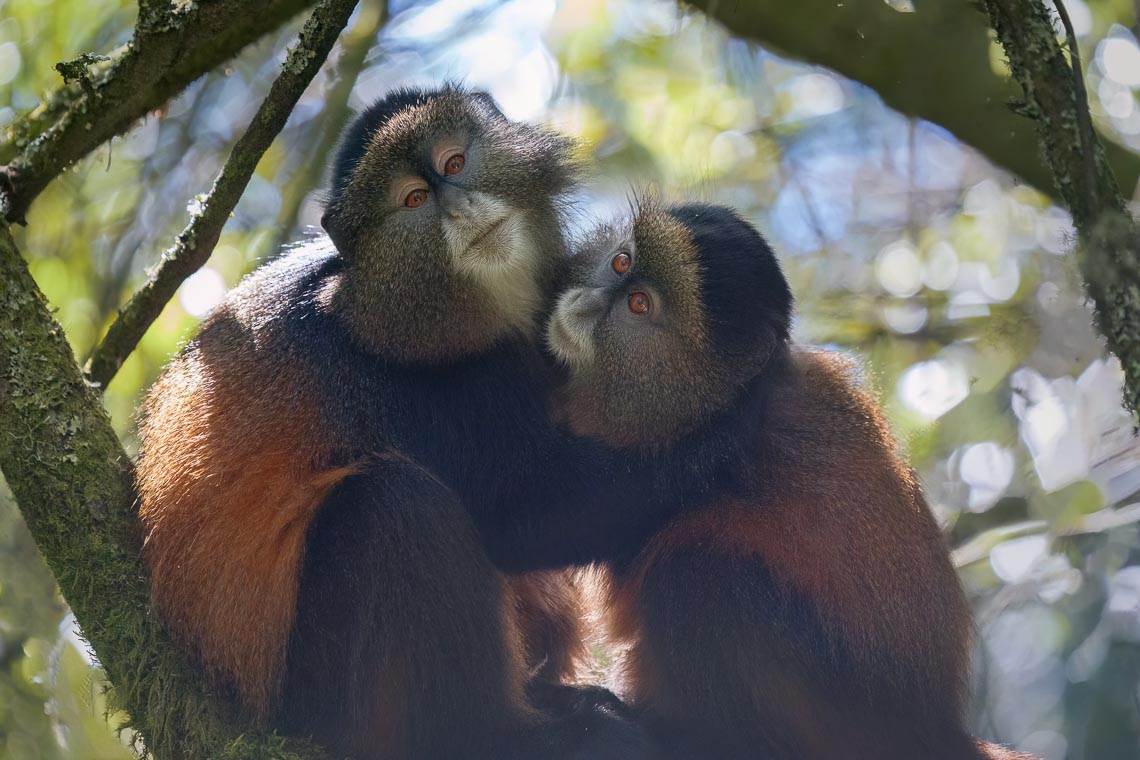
[
  {"x1": 404, "y1": 188, "x2": 428, "y2": 208},
  {"x1": 444, "y1": 154, "x2": 465, "y2": 176},
  {"x1": 628, "y1": 292, "x2": 651, "y2": 315},
  {"x1": 612, "y1": 252, "x2": 631, "y2": 274}
]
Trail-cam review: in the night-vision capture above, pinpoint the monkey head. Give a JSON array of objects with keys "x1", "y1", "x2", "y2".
[
  {"x1": 547, "y1": 202, "x2": 792, "y2": 449},
  {"x1": 322, "y1": 84, "x2": 579, "y2": 363}
]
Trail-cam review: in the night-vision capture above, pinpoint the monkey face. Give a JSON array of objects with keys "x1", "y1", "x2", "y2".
[
  {"x1": 548, "y1": 202, "x2": 792, "y2": 449},
  {"x1": 321, "y1": 86, "x2": 580, "y2": 363}
]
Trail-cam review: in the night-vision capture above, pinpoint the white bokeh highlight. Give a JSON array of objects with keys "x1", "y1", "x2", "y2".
[{"x1": 178, "y1": 268, "x2": 228, "y2": 319}]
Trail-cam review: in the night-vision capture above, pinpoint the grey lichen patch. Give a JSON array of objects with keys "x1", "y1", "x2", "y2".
[
  {"x1": 136, "y1": 0, "x2": 196, "y2": 37},
  {"x1": 55, "y1": 53, "x2": 112, "y2": 86}
]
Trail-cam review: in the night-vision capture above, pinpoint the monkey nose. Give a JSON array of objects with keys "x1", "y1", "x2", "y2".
[{"x1": 438, "y1": 187, "x2": 474, "y2": 220}]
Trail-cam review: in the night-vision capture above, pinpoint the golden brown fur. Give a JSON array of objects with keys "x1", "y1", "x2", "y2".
[
  {"x1": 549, "y1": 203, "x2": 1034, "y2": 758},
  {"x1": 138, "y1": 306, "x2": 596, "y2": 730},
  {"x1": 135, "y1": 87, "x2": 652, "y2": 760},
  {"x1": 604, "y1": 349, "x2": 970, "y2": 729},
  {"x1": 136, "y1": 325, "x2": 352, "y2": 716}
]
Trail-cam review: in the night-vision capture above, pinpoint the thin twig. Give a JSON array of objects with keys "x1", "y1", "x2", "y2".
[
  {"x1": 952, "y1": 502, "x2": 1140, "y2": 568},
  {"x1": 1053, "y1": 0, "x2": 1099, "y2": 210},
  {"x1": 269, "y1": 1, "x2": 388, "y2": 257},
  {"x1": 88, "y1": 73, "x2": 222, "y2": 351},
  {"x1": 85, "y1": 0, "x2": 363, "y2": 388}
]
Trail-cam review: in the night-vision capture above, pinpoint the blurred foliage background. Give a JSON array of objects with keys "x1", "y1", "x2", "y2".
[{"x1": 2, "y1": 0, "x2": 1140, "y2": 757}]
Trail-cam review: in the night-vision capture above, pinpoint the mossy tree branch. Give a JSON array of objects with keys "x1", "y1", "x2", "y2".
[
  {"x1": 686, "y1": 0, "x2": 1140, "y2": 201},
  {"x1": 269, "y1": 1, "x2": 389, "y2": 256},
  {"x1": 0, "y1": 0, "x2": 321, "y2": 224},
  {"x1": 86, "y1": 0, "x2": 368, "y2": 388},
  {"x1": 0, "y1": 226, "x2": 327, "y2": 759},
  {"x1": 980, "y1": 0, "x2": 1140, "y2": 414},
  {"x1": 0, "y1": 0, "x2": 364, "y2": 755}
]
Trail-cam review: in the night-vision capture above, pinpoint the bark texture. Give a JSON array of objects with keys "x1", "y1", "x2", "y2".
[{"x1": 0, "y1": 226, "x2": 326, "y2": 758}]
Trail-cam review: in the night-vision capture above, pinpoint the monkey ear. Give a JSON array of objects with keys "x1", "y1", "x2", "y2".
[{"x1": 322, "y1": 209, "x2": 352, "y2": 256}]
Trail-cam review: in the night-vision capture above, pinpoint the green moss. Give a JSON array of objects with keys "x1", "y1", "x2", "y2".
[{"x1": 1, "y1": 227, "x2": 324, "y2": 758}]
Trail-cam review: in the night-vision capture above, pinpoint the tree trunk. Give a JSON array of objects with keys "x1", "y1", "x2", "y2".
[{"x1": 0, "y1": 226, "x2": 324, "y2": 758}]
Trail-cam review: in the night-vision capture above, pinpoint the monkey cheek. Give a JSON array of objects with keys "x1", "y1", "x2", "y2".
[{"x1": 545, "y1": 308, "x2": 596, "y2": 368}]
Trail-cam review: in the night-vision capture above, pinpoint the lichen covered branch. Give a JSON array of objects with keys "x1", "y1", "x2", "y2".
[
  {"x1": 86, "y1": 0, "x2": 365, "y2": 388},
  {"x1": 981, "y1": 0, "x2": 1140, "y2": 414},
  {"x1": 0, "y1": 0, "x2": 319, "y2": 224},
  {"x1": 686, "y1": 0, "x2": 1140, "y2": 201}
]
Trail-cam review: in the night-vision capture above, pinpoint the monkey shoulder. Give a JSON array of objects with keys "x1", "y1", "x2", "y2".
[
  {"x1": 198, "y1": 239, "x2": 341, "y2": 355},
  {"x1": 781, "y1": 346, "x2": 878, "y2": 421},
  {"x1": 753, "y1": 346, "x2": 899, "y2": 469}
]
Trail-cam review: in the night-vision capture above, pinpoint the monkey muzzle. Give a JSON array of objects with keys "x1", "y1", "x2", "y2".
[{"x1": 440, "y1": 189, "x2": 526, "y2": 273}]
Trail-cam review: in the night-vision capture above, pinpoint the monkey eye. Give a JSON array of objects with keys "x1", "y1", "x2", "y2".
[
  {"x1": 404, "y1": 188, "x2": 428, "y2": 208},
  {"x1": 611, "y1": 252, "x2": 632, "y2": 274},
  {"x1": 444, "y1": 153, "x2": 466, "y2": 176},
  {"x1": 628, "y1": 292, "x2": 651, "y2": 315}
]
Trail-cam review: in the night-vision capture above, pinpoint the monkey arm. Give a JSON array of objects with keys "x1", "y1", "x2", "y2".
[
  {"x1": 280, "y1": 455, "x2": 655, "y2": 760},
  {"x1": 479, "y1": 437, "x2": 682, "y2": 572}
]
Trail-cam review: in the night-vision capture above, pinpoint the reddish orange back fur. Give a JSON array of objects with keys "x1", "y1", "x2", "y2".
[
  {"x1": 754, "y1": 349, "x2": 969, "y2": 688},
  {"x1": 136, "y1": 342, "x2": 350, "y2": 717},
  {"x1": 602, "y1": 348, "x2": 974, "y2": 749}
]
